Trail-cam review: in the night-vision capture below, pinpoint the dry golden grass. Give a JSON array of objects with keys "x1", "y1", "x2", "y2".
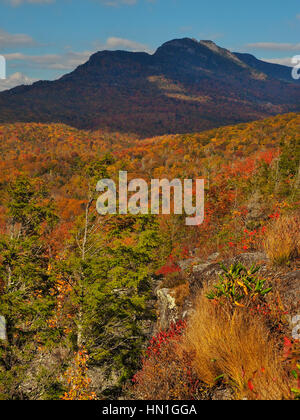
[
  {"x1": 172, "y1": 283, "x2": 190, "y2": 307},
  {"x1": 181, "y1": 292, "x2": 291, "y2": 400},
  {"x1": 263, "y1": 212, "x2": 300, "y2": 265}
]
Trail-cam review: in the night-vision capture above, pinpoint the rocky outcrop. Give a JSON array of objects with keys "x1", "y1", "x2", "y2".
[
  {"x1": 0, "y1": 316, "x2": 7, "y2": 341},
  {"x1": 156, "y1": 251, "x2": 300, "y2": 330},
  {"x1": 152, "y1": 251, "x2": 299, "y2": 401},
  {"x1": 190, "y1": 252, "x2": 268, "y2": 294},
  {"x1": 156, "y1": 288, "x2": 179, "y2": 331},
  {"x1": 17, "y1": 346, "x2": 70, "y2": 400}
]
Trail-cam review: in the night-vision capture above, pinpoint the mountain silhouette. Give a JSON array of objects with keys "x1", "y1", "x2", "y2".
[{"x1": 0, "y1": 38, "x2": 299, "y2": 136}]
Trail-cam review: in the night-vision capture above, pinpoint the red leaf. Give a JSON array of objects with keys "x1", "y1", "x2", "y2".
[{"x1": 248, "y1": 380, "x2": 255, "y2": 392}]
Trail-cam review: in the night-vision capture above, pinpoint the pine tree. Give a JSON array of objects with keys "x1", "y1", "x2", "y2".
[
  {"x1": 0, "y1": 177, "x2": 58, "y2": 399},
  {"x1": 54, "y1": 160, "x2": 161, "y2": 396}
]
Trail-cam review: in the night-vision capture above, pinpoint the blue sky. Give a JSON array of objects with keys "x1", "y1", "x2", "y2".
[{"x1": 0, "y1": 0, "x2": 299, "y2": 90}]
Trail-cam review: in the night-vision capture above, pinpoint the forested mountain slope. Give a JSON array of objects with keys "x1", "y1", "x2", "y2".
[
  {"x1": 0, "y1": 113, "x2": 299, "y2": 400},
  {"x1": 0, "y1": 38, "x2": 299, "y2": 136}
]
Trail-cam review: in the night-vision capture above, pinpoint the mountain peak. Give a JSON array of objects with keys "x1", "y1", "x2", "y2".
[
  {"x1": 159, "y1": 37, "x2": 199, "y2": 47},
  {"x1": 152, "y1": 37, "x2": 267, "y2": 80},
  {"x1": 199, "y1": 40, "x2": 218, "y2": 48},
  {"x1": 154, "y1": 38, "x2": 201, "y2": 56}
]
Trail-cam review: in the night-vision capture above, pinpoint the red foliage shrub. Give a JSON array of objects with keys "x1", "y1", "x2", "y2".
[
  {"x1": 129, "y1": 321, "x2": 207, "y2": 400},
  {"x1": 156, "y1": 255, "x2": 181, "y2": 276}
]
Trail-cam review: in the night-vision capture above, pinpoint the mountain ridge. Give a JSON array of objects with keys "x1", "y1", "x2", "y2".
[{"x1": 0, "y1": 38, "x2": 299, "y2": 136}]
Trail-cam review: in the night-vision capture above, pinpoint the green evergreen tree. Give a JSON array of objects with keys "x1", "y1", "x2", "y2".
[
  {"x1": 0, "y1": 177, "x2": 58, "y2": 399},
  {"x1": 54, "y1": 160, "x2": 161, "y2": 396}
]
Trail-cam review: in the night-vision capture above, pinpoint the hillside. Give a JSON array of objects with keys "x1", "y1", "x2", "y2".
[
  {"x1": 0, "y1": 113, "x2": 299, "y2": 400},
  {"x1": 0, "y1": 113, "x2": 299, "y2": 249},
  {"x1": 0, "y1": 38, "x2": 299, "y2": 137}
]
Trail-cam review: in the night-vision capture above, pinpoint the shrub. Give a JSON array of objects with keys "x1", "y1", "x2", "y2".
[
  {"x1": 263, "y1": 212, "x2": 300, "y2": 265},
  {"x1": 62, "y1": 349, "x2": 96, "y2": 400},
  {"x1": 128, "y1": 321, "x2": 209, "y2": 400},
  {"x1": 160, "y1": 271, "x2": 187, "y2": 289},
  {"x1": 206, "y1": 262, "x2": 272, "y2": 308},
  {"x1": 181, "y1": 292, "x2": 291, "y2": 400},
  {"x1": 172, "y1": 282, "x2": 190, "y2": 307}
]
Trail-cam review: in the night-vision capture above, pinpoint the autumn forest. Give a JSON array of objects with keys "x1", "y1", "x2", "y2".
[{"x1": 0, "y1": 108, "x2": 299, "y2": 400}]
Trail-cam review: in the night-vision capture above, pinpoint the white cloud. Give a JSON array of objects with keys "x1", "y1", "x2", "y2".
[
  {"x1": 3, "y1": 36, "x2": 151, "y2": 72},
  {"x1": 4, "y1": 50, "x2": 92, "y2": 70},
  {"x1": 3, "y1": 0, "x2": 143, "y2": 5},
  {"x1": 98, "y1": 0, "x2": 156, "y2": 6},
  {"x1": 0, "y1": 72, "x2": 36, "y2": 91},
  {"x1": 262, "y1": 57, "x2": 294, "y2": 67},
  {"x1": 3, "y1": 0, "x2": 54, "y2": 6},
  {"x1": 3, "y1": 0, "x2": 141, "y2": 5},
  {"x1": 98, "y1": 0, "x2": 138, "y2": 6},
  {"x1": 0, "y1": 29, "x2": 35, "y2": 48},
  {"x1": 246, "y1": 42, "x2": 300, "y2": 51},
  {"x1": 102, "y1": 37, "x2": 151, "y2": 52}
]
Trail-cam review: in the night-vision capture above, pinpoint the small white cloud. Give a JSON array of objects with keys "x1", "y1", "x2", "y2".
[
  {"x1": 0, "y1": 72, "x2": 37, "y2": 91},
  {"x1": 2, "y1": 0, "x2": 54, "y2": 6},
  {"x1": 103, "y1": 37, "x2": 151, "y2": 52},
  {"x1": 98, "y1": 0, "x2": 138, "y2": 6},
  {"x1": 4, "y1": 50, "x2": 92, "y2": 70},
  {"x1": 3, "y1": 0, "x2": 140, "y2": 5},
  {"x1": 262, "y1": 57, "x2": 294, "y2": 67},
  {"x1": 0, "y1": 28, "x2": 35, "y2": 48},
  {"x1": 3, "y1": 37, "x2": 151, "y2": 75},
  {"x1": 246, "y1": 42, "x2": 300, "y2": 51}
]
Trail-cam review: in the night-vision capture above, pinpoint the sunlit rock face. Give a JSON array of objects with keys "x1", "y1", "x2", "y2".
[{"x1": 0, "y1": 316, "x2": 6, "y2": 340}]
